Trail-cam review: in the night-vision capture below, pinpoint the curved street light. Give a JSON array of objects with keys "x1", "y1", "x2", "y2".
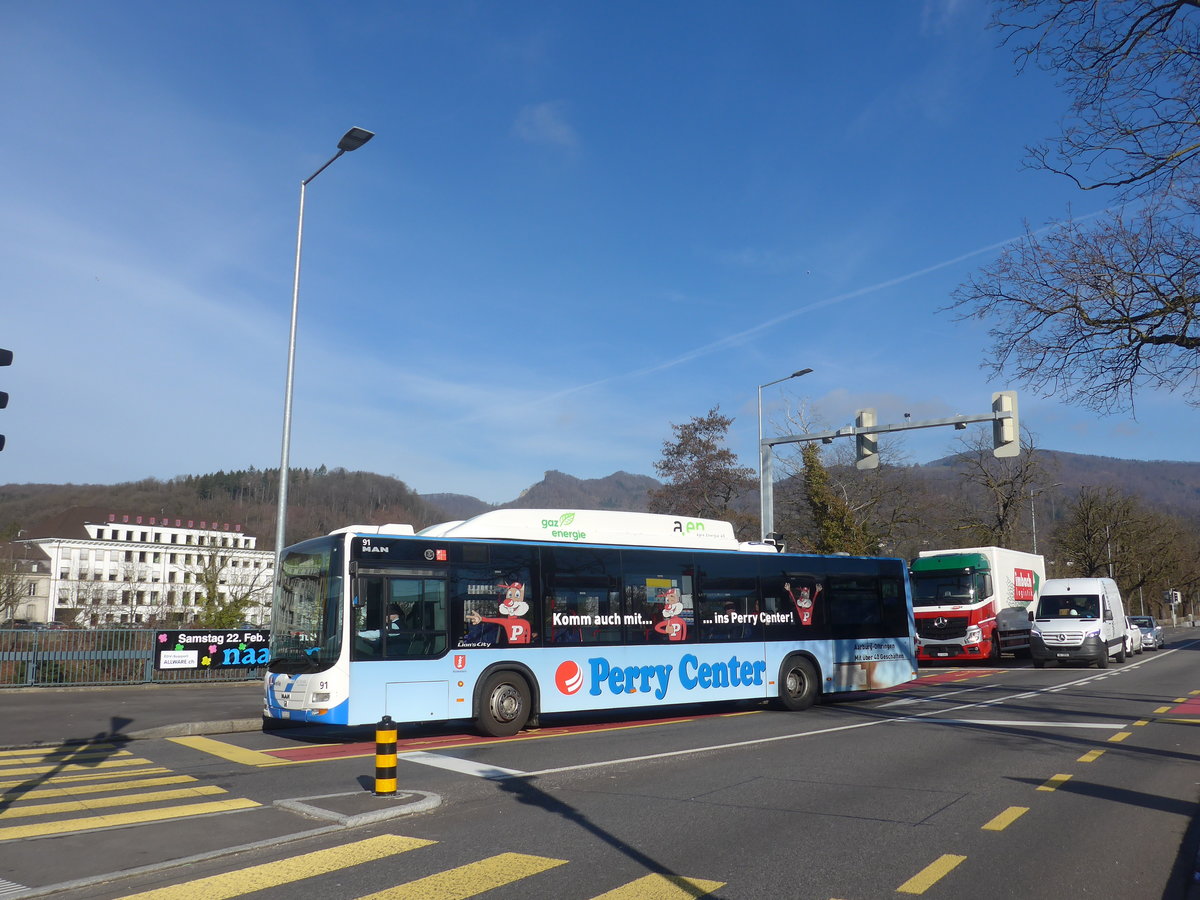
[
  {"x1": 1030, "y1": 482, "x2": 1063, "y2": 556},
  {"x1": 274, "y1": 128, "x2": 375, "y2": 581},
  {"x1": 758, "y1": 367, "x2": 813, "y2": 539}
]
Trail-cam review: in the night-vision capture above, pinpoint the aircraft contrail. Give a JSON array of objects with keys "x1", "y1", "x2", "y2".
[
  {"x1": 452, "y1": 209, "x2": 1107, "y2": 425},
  {"x1": 538, "y1": 224, "x2": 1052, "y2": 404}
]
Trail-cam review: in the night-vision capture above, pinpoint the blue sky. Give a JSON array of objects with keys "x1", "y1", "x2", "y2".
[{"x1": 2, "y1": 2, "x2": 1192, "y2": 505}]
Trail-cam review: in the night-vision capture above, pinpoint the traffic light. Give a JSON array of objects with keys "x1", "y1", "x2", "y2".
[
  {"x1": 992, "y1": 390, "x2": 1019, "y2": 458},
  {"x1": 855, "y1": 408, "x2": 879, "y2": 470},
  {"x1": 0, "y1": 348, "x2": 9, "y2": 452}
]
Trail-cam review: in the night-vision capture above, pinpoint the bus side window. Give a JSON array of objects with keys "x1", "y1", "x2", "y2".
[
  {"x1": 624, "y1": 577, "x2": 693, "y2": 643},
  {"x1": 548, "y1": 596, "x2": 583, "y2": 644},
  {"x1": 697, "y1": 565, "x2": 759, "y2": 642},
  {"x1": 827, "y1": 575, "x2": 884, "y2": 631},
  {"x1": 542, "y1": 547, "x2": 622, "y2": 645},
  {"x1": 880, "y1": 575, "x2": 908, "y2": 635}
]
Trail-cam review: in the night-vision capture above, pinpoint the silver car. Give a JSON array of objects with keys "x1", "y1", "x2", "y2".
[{"x1": 1129, "y1": 615, "x2": 1164, "y2": 650}]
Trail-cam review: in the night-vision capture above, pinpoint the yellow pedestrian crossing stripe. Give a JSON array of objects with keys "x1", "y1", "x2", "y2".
[
  {"x1": 110, "y1": 837, "x2": 725, "y2": 900},
  {"x1": 0, "y1": 745, "x2": 259, "y2": 842},
  {"x1": 0, "y1": 783, "x2": 227, "y2": 819},
  {"x1": 590, "y1": 873, "x2": 727, "y2": 898},
  {"x1": 0, "y1": 766, "x2": 172, "y2": 790},
  {"x1": 0, "y1": 743, "x2": 125, "y2": 758},
  {"x1": 0, "y1": 798, "x2": 260, "y2": 841},
  {"x1": 357, "y1": 852, "x2": 567, "y2": 899},
  {"x1": 12, "y1": 774, "x2": 198, "y2": 800},
  {"x1": 118, "y1": 834, "x2": 435, "y2": 900},
  {"x1": 0, "y1": 756, "x2": 157, "y2": 777},
  {"x1": 168, "y1": 735, "x2": 291, "y2": 768}
]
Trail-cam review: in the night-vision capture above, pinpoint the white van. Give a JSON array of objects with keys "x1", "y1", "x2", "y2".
[{"x1": 1029, "y1": 577, "x2": 1129, "y2": 668}]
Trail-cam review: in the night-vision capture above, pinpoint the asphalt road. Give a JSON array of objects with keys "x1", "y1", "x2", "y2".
[
  {"x1": 3, "y1": 631, "x2": 1200, "y2": 898},
  {"x1": 0, "y1": 680, "x2": 263, "y2": 749}
]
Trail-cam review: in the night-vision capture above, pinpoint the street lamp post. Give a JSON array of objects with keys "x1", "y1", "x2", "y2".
[
  {"x1": 758, "y1": 368, "x2": 813, "y2": 540},
  {"x1": 1029, "y1": 482, "x2": 1063, "y2": 556},
  {"x1": 274, "y1": 127, "x2": 375, "y2": 581}
]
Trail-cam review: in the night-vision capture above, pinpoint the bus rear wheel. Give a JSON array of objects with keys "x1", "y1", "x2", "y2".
[
  {"x1": 477, "y1": 671, "x2": 531, "y2": 737},
  {"x1": 777, "y1": 657, "x2": 819, "y2": 711}
]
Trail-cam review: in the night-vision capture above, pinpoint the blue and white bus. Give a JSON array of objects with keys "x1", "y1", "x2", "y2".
[{"x1": 264, "y1": 509, "x2": 917, "y2": 736}]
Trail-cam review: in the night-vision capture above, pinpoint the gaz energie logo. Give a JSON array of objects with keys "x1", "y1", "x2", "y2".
[{"x1": 541, "y1": 512, "x2": 586, "y2": 541}]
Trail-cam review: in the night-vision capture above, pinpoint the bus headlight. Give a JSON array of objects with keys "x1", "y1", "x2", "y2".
[{"x1": 311, "y1": 692, "x2": 331, "y2": 703}]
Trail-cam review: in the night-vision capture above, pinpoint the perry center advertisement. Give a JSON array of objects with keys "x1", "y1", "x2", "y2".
[{"x1": 154, "y1": 629, "x2": 270, "y2": 670}]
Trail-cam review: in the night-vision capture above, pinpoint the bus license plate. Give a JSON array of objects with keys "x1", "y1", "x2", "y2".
[{"x1": 1056, "y1": 652, "x2": 1070, "y2": 658}]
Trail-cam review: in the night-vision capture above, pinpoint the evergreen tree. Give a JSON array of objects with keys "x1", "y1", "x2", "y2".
[
  {"x1": 801, "y1": 444, "x2": 876, "y2": 555},
  {"x1": 648, "y1": 406, "x2": 757, "y2": 540}
]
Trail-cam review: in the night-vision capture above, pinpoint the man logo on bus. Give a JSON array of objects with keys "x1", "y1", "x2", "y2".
[
  {"x1": 653, "y1": 588, "x2": 687, "y2": 641},
  {"x1": 555, "y1": 660, "x2": 584, "y2": 695},
  {"x1": 465, "y1": 582, "x2": 532, "y2": 644}
]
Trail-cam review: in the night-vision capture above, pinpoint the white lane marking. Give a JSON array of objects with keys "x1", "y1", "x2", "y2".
[
  {"x1": 881, "y1": 684, "x2": 993, "y2": 707},
  {"x1": 513, "y1": 668, "x2": 1147, "y2": 780},
  {"x1": 913, "y1": 719, "x2": 1127, "y2": 729},
  {"x1": 518, "y1": 717, "x2": 886, "y2": 778},
  {"x1": 401, "y1": 750, "x2": 525, "y2": 779}
]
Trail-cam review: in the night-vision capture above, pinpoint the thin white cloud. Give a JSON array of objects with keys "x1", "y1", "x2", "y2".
[{"x1": 512, "y1": 101, "x2": 578, "y2": 148}]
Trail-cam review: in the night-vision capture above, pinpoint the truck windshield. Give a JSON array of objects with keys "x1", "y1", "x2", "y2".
[
  {"x1": 1036, "y1": 593, "x2": 1100, "y2": 619},
  {"x1": 910, "y1": 573, "x2": 974, "y2": 608},
  {"x1": 268, "y1": 536, "x2": 344, "y2": 673}
]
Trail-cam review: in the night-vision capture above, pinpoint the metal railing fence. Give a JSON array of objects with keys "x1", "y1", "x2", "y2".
[{"x1": 0, "y1": 629, "x2": 261, "y2": 687}]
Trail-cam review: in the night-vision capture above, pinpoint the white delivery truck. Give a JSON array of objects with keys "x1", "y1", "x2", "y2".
[
  {"x1": 909, "y1": 547, "x2": 1045, "y2": 662},
  {"x1": 1029, "y1": 577, "x2": 1129, "y2": 668}
]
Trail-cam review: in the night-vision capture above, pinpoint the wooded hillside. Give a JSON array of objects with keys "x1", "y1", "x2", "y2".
[{"x1": 1, "y1": 452, "x2": 1195, "y2": 551}]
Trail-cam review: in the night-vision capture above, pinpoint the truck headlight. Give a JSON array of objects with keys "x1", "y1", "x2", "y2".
[{"x1": 965, "y1": 626, "x2": 982, "y2": 643}]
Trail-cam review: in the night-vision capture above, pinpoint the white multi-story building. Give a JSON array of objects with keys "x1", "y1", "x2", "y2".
[
  {"x1": 20, "y1": 513, "x2": 274, "y2": 627},
  {"x1": 1, "y1": 556, "x2": 50, "y2": 624}
]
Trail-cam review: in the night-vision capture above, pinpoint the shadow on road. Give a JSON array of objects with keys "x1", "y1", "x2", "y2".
[{"x1": 0, "y1": 716, "x2": 133, "y2": 813}]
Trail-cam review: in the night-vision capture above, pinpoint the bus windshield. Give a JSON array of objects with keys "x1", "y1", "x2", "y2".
[
  {"x1": 269, "y1": 537, "x2": 343, "y2": 673},
  {"x1": 910, "y1": 573, "x2": 975, "y2": 607}
]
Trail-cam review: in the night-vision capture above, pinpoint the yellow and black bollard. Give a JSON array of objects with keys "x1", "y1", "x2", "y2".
[{"x1": 374, "y1": 715, "x2": 397, "y2": 797}]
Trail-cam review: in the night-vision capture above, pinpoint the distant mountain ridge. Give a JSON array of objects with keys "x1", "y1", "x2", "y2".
[
  {"x1": 420, "y1": 471, "x2": 660, "y2": 522},
  {"x1": 1, "y1": 452, "x2": 1197, "y2": 550},
  {"x1": 922, "y1": 450, "x2": 1200, "y2": 523},
  {"x1": 420, "y1": 455, "x2": 1200, "y2": 525}
]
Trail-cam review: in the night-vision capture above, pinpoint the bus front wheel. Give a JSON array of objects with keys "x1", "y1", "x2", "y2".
[
  {"x1": 777, "y1": 657, "x2": 819, "y2": 711},
  {"x1": 477, "y1": 671, "x2": 531, "y2": 737}
]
